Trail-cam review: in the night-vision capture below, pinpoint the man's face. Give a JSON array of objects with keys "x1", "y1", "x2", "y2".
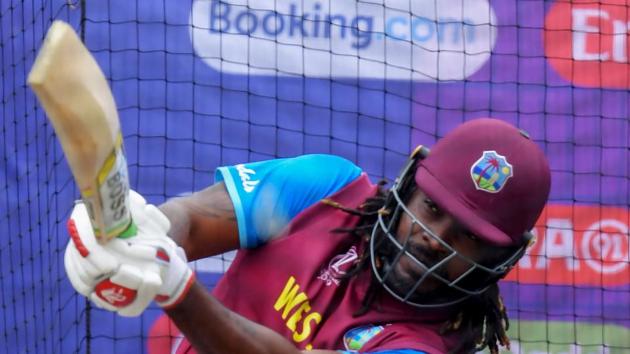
[{"x1": 380, "y1": 187, "x2": 504, "y2": 302}]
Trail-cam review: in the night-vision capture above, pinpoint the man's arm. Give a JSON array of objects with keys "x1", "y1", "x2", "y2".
[
  {"x1": 159, "y1": 182, "x2": 240, "y2": 261},
  {"x1": 165, "y1": 281, "x2": 338, "y2": 354},
  {"x1": 157, "y1": 184, "x2": 323, "y2": 353}
]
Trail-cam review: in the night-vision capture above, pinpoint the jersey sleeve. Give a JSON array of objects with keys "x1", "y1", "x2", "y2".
[{"x1": 214, "y1": 154, "x2": 362, "y2": 248}]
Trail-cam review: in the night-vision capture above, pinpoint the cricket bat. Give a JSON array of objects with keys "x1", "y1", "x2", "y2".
[{"x1": 27, "y1": 20, "x2": 136, "y2": 243}]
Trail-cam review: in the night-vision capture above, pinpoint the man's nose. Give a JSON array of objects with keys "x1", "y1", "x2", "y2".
[{"x1": 417, "y1": 217, "x2": 458, "y2": 252}]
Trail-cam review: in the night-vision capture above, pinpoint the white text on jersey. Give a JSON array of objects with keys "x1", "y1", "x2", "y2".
[{"x1": 236, "y1": 164, "x2": 260, "y2": 193}]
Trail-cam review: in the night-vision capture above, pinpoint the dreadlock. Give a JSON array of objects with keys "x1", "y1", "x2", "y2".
[
  {"x1": 320, "y1": 174, "x2": 513, "y2": 354},
  {"x1": 321, "y1": 179, "x2": 389, "y2": 316},
  {"x1": 441, "y1": 282, "x2": 511, "y2": 354}
]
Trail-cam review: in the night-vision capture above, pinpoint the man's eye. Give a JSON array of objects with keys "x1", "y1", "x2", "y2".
[
  {"x1": 424, "y1": 198, "x2": 440, "y2": 214},
  {"x1": 465, "y1": 232, "x2": 479, "y2": 242}
]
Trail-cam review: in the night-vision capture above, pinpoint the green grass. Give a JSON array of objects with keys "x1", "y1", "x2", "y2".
[{"x1": 484, "y1": 320, "x2": 629, "y2": 353}]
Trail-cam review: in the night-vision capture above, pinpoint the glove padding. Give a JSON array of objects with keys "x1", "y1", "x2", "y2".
[
  {"x1": 64, "y1": 191, "x2": 195, "y2": 316},
  {"x1": 153, "y1": 241, "x2": 195, "y2": 309}
]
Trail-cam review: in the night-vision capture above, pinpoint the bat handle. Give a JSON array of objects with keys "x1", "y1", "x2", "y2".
[{"x1": 83, "y1": 142, "x2": 136, "y2": 243}]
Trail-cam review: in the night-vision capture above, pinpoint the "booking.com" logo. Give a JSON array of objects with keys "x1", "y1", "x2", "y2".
[{"x1": 190, "y1": 0, "x2": 497, "y2": 80}]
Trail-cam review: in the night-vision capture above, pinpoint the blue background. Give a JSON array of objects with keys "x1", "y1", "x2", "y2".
[{"x1": 1, "y1": 0, "x2": 628, "y2": 353}]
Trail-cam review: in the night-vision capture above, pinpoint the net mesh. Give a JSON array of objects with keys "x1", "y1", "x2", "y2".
[{"x1": 1, "y1": 0, "x2": 628, "y2": 353}]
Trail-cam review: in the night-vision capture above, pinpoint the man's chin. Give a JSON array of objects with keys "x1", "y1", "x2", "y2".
[
  {"x1": 381, "y1": 264, "x2": 461, "y2": 306},
  {"x1": 383, "y1": 265, "x2": 440, "y2": 297}
]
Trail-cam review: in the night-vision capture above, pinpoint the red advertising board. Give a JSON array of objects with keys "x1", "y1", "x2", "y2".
[
  {"x1": 546, "y1": 0, "x2": 630, "y2": 88},
  {"x1": 506, "y1": 204, "x2": 629, "y2": 287}
]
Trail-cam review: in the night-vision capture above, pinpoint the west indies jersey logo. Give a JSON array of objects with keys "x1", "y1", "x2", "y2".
[
  {"x1": 343, "y1": 325, "x2": 385, "y2": 351},
  {"x1": 470, "y1": 151, "x2": 513, "y2": 193}
]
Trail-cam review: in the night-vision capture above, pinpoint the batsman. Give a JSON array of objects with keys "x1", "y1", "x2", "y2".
[
  {"x1": 29, "y1": 19, "x2": 551, "y2": 354},
  {"x1": 64, "y1": 118, "x2": 550, "y2": 354}
]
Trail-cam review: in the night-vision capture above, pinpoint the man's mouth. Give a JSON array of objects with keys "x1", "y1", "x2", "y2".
[{"x1": 383, "y1": 255, "x2": 438, "y2": 295}]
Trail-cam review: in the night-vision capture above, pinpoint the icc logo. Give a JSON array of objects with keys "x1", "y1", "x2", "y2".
[{"x1": 317, "y1": 246, "x2": 358, "y2": 286}]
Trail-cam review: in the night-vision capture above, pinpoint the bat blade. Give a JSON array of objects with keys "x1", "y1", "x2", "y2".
[{"x1": 28, "y1": 20, "x2": 135, "y2": 243}]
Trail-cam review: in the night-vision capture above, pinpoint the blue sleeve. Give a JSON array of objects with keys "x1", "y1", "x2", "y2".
[
  {"x1": 338, "y1": 350, "x2": 426, "y2": 354},
  {"x1": 214, "y1": 154, "x2": 362, "y2": 248}
]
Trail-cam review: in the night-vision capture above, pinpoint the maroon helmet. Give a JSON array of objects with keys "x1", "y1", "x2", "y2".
[
  {"x1": 416, "y1": 118, "x2": 550, "y2": 246},
  {"x1": 370, "y1": 118, "x2": 551, "y2": 308}
]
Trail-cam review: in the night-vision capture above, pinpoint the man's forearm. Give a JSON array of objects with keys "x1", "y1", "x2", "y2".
[
  {"x1": 158, "y1": 183, "x2": 240, "y2": 261},
  {"x1": 165, "y1": 281, "x2": 302, "y2": 354},
  {"x1": 159, "y1": 197, "x2": 192, "y2": 245}
]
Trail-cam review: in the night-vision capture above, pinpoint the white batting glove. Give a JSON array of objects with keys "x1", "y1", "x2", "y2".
[
  {"x1": 119, "y1": 191, "x2": 196, "y2": 309},
  {"x1": 64, "y1": 191, "x2": 195, "y2": 316},
  {"x1": 64, "y1": 200, "x2": 163, "y2": 317},
  {"x1": 152, "y1": 240, "x2": 196, "y2": 309},
  {"x1": 126, "y1": 192, "x2": 196, "y2": 309}
]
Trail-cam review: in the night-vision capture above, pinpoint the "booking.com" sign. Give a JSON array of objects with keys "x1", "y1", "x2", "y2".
[{"x1": 190, "y1": 0, "x2": 497, "y2": 80}]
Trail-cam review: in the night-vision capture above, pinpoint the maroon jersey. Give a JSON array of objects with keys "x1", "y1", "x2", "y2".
[{"x1": 167, "y1": 174, "x2": 460, "y2": 354}]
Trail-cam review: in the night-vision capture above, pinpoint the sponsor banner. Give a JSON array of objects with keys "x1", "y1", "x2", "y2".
[
  {"x1": 190, "y1": 0, "x2": 497, "y2": 80},
  {"x1": 505, "y1": 204, "x2": 629, "y2": 287},
  {"x1": 546, "y1": 0, "x2": 630, "y2": 88}
]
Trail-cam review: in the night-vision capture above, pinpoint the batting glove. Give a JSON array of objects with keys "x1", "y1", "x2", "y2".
[
  {"x1": 121, "y1": 191, "x2": 196, "y2": 309},
  {"x1": 64, "y1": 190, "x2": 195, "y2": 316},
  {"x1": 64, "y1": 200, "x2": 163, "y2": 317}
]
